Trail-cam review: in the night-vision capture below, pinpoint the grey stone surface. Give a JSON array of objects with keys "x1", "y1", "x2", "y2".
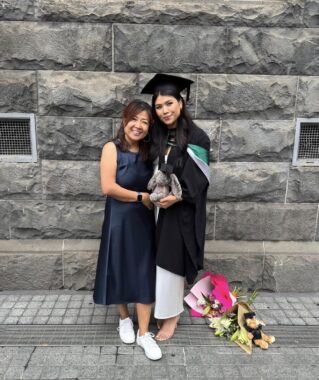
[
  {"x1": 63, "y1": 249, "x2": 98, "y2": 290},
  {"x1": 264, "y1": 254, "x2": 319, "y2": 292},
  {"x1": 0, "y1": 202, "x2": 11, "y2": 239},
  {"x1": 42, "y1": 160, "x2": 102, "y2": 200},
  {"x1": 0, "y1": 163, "x2": 41, "y2": 199},
  {"x1": 115, "y1": 24, "x2": 226, "y2": 73},
  {"x1": 4, "y1": 237, "x2": 319, "y2": 291},
  {"x1": 37, "y1": 116, "x2": 113, "y2": 161},
  {"x1": 0, "y1": 240, "x2": 62, "y2": 290},
  {"x1": 287, "y1": 167, "x2": 319, "y2": 202},
  {"x1": 263, "y1": 242, "x2": 319, "y2": 291},
  {"x1": 197, "y1": 74, "x2": 297, "y2": 119},
  {"x1": 204, "y1": 241, "x2": 264, "y2": 289},
  {"x1": 38, "y1": 71, "x2": 138, "y2": 117},
  {"x1": 219, "y1": 120, "x2": 295, "y2": 162},
  {"x1": 207, "y1": 162, "x2": 288, "y2": 202},
  {"x1": 0, "y1": 70, "x2": 37, "y2": 113},
  {"x1": 10, "y1": 201, "x2": 104, "y2": 239},
  {"x1": 0, "y1": 0, "x2": 34, "y2": 20},
  {"x1": 297, "y1": 76, "x2": 319, "y2": 117},
  {"x1": 214, "y1": 203, "x2": 318, "y2": 240},
  {"x1": 0, "y1": 22, "x2": 111, "y2": 71},
  {"x1": 35, "y1": 0, "x2": 305, "y2": 27},
  {"x1": 303, "y1": 0, "x2": 319, "y2": 27},
  {"x1": 205, "y1": 203, "x2": 215, "y2": 240},
  {"x1": 0, "y1": 253, "x2": 62, "y2": 290},
  {"x1": 195, "y1": 120, "x2": 220, "y2": 162},
  {"x1": 228, "y1": 27, "x2": 319, "y2": 75}
]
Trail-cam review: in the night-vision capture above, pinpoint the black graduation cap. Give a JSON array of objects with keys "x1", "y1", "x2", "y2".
[{"x1": 141, "y1": 73, "x2": 194, "y2": 101}]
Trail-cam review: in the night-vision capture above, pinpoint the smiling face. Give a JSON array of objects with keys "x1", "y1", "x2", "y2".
[
  {"x1": 154, "y1": 95, "x2": 183, "y2": 129},
  {"x1": 123, "y1": 110, "x2": 150, "y2": 146}
]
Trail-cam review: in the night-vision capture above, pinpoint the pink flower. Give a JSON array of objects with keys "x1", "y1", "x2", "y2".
[{"x1": 203, "y1": 273, "x2": 233, "y2": 312}]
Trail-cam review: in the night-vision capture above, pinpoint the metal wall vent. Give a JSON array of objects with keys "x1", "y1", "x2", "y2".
[
  {"x1": 0, "y1": 113, "x2": 37, "y2": 162},
  {"x1": 293, "y1": 118, "x2": 319, "y2": 166}
]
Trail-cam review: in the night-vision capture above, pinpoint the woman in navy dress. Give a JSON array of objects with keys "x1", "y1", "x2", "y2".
[{"x1": 93, "y1": 100, "x2": 161, "y2": 361}]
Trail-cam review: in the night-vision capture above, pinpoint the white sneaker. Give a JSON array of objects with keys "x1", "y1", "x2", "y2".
[
  {"x1": 117, "y1": 317, "x2": 135, "y2": 344},
  {"x1": 136, "y1": 331, "x2": 162, "y2": 360}
]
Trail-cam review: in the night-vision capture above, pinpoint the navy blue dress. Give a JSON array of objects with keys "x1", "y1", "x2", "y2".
[{"x1": 93, "y1": 144, "x2": 156, "y2": 305}]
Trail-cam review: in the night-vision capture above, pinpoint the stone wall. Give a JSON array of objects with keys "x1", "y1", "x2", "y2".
[{"x1": 0, "y1": 0, "x2": 319, "y2": 291}]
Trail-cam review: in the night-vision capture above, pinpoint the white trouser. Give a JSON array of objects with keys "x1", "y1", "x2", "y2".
[{"x1": 154, "y1": 266, "x2": 184, "y2": 319}]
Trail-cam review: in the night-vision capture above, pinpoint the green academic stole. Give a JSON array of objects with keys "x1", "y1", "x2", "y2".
[{"x1": 187, "y1": 144, "x2": 211, "y2": 184}]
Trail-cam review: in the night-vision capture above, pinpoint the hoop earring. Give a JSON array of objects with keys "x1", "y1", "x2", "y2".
[{"x1": 143, "y1": 134, "x2": 151, "y2": 143}]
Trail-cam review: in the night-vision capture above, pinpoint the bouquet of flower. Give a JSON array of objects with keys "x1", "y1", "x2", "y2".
[{"x1": 184, "y1": 273, "x2": 258, "y2": 353}]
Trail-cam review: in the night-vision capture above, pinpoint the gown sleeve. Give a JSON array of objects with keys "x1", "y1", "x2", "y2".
[{"x1": 180, "y1": 128, "x2": 211, "y2": 203}]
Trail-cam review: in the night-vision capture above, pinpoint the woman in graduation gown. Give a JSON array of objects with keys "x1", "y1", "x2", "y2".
[{"x1": 141, "y1": 74, "x2": 211, "y2": 340}]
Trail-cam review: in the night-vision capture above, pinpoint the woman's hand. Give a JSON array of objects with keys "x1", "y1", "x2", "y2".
[
  {"x1": 142, "y1": 193, "x2": 154, "y2": 210},
  {"x1": 156, "y1": 195, "x2": 180, "y2": 209}
]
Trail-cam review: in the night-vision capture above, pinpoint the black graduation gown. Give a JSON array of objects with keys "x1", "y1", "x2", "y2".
[{"x1": 156, "y1": 126, "x2": 210, "y2": 284}]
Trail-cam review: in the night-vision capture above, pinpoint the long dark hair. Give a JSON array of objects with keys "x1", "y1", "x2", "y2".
[
  {"x1": 114, "y1": 99, "x2": 153, "y2": 162},
  {"x1": 150, "y1": 88, "x2": 196, "y2": 160}
]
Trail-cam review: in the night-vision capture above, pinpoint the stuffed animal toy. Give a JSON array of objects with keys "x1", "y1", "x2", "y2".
[
  {"x1": 147, "y1": 170, "x2": 182, "y2": 203},
  {"x1": 243, "y1": 312, "x2": 275, "y2": 350}
]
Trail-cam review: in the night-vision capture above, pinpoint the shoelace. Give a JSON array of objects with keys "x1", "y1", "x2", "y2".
[{"x1": 141, "y1": 332, "x2": 158, "y2": 346}]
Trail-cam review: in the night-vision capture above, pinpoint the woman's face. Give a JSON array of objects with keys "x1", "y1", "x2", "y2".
[
  {"x1": 154, "y1": 95, "x2": 182, "y2": 128},
  {"x1": 124, "y1": 110, "x2": 150, "y2": 146}
]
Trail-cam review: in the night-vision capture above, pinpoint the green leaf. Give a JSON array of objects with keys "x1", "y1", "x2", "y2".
[{"x1": 230, "y1": 329, "x2": 240, "y2": 342}]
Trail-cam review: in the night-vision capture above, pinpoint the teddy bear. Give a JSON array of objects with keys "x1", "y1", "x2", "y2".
[
  {"x1": 243, "y1": 312, "x2": 275, "y2": 350},
  {"x1": 147, "y1": 169, "x2": 182, "y2": 203}
]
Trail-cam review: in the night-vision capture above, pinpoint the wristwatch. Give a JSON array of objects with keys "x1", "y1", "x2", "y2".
[{"x1": 137, "y1": 192, "x2": 143, "y2": 202}]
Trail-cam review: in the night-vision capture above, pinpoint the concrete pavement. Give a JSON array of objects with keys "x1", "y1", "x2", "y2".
[{"x1": 0, "y1": 291, "x2": 318, "y2": 379}]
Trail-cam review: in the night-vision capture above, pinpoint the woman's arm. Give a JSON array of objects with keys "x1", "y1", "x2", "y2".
[{"x1": 100, "y1": 142, "x2": 152, "y2": 209}]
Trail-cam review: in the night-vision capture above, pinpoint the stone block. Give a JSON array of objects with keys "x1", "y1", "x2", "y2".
[
  {"x1": 204, "y1": 240, "x2": 264, "y2": 289},
  {"x1": 10, "y1": 201, "x2": 105, "y2": 239},
  {"x1": 37, "y1": 116, "x2": 113, "y2": 160},
  {"x1": 114, "y1": 24, "x2": 226, "y2": 73},
  {"x1": 295, "y1": 29, "x2": 319, "y2": 75},
  {"x1": 287, "y1": 167, "x2": 319, "y2": 202},
  {"x1": 194, "y1": 120, "x2": 220, "y2": 162},
  {"x1": 0, "y1": 0, "x2": 34, "y2": 20},
  {"x1": 63, "y1": 240, "x2": 100, "y2": 290},
  {"x1": 0, "y1": 163, "x2": 41, "y2": 199},
  {"x1": 0, "y1": 70, "x2": 37, "y2": 113},
  {"x1": 215, "y1": 203, "x2": 318, "y2": 240},
  {"x1": 205, "y1": 203, "x2": 215, "y2": 240},
  {"x1": 303, "y1": 1, "x2": 319, "y2": 27},
  {"x1": 0, "y1": 201, "x2": 11, "y2": 239},
  {"x1": 0, "y1": 22, "x2": 111, "y2": 71},
  {"x1": 219, "y1": 120, "x2": 295, "y2": 161},
  {"x1": 263, "y1": 242, "x2": 319, "y2": 291},
  {"x1": 138, "y1": 73, "x2": 196, "y2": 116},
  {"x1": 42, "y1": 160, "x2": 102, "y2": 200},
  {"x1": 208, "y1": 162, "x2": 288, "y2": 202},
  {"x1": 197, "y1": 74, "x2": 297, "y2": 119},
  {"x1": 228, "y1": 28, "x2": 319, "y2": 76},
  {"x1": 36, "y1": 0, "x2": 304, "y2": 27},
  {"x1": 296, "y1": 76, "x2": 319, "y2": 118},
  {"x1": 0, "y1": 240, "x2": 62, "y2": 290},
  {"x1": 38, "y1": 71, "x2": 138, "y2": 117}
]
